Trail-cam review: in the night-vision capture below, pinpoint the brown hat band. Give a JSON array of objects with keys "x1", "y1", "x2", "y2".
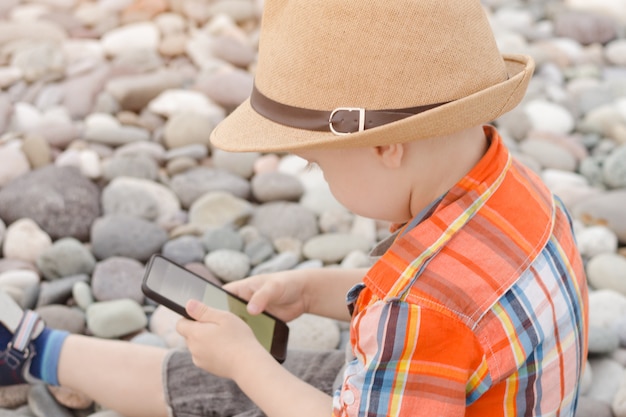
[{"x1": 250, "y1": 85, "x2": 449, "y2": 136}]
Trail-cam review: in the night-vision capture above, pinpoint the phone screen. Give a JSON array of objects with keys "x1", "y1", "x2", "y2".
[{"x1": 145, "y1": 256, "x2": 277, "y2": 353}]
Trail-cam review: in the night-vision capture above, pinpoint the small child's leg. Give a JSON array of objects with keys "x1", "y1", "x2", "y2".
[{"x1": 1, "y1": 291, "x2": 169, "y2": 417}]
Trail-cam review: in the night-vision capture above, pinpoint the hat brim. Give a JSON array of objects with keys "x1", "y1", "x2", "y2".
[{"x1": 210, "y1": 54, "x2": 534, "y2": 153}]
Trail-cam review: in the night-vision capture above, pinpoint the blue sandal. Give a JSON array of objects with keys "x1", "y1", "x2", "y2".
[{"x1": 0, "y1": 291, "x2": 45, "y2": 385}]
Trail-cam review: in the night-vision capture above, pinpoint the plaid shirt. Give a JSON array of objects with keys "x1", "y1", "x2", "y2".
[{"x1": 332, "y1": 126, "x2": 588, "y2": 417}]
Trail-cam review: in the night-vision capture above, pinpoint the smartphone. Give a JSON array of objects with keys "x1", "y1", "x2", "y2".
[{"x1": 141, "y1": 254, "x2": 289, "y2": 363}]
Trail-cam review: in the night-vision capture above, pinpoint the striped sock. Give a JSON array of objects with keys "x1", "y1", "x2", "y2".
[{"x1": 29, "y1": 328, "x2": 70, "y2": 386}]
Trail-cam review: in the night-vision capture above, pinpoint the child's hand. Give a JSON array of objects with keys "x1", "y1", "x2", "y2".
[
  {"x1": 223, "y1": 270, "x2": 310, "y2": 322},
  {"x1": 176, "y1": 300, "x2": 270, "y2": 380}
]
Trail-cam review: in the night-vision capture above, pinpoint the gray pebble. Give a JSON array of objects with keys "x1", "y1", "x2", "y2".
[
  {"x1": 91, "y1": 257, "x2": 145, "y2": 303},
  {"x1": 37, "y1": 274, "x2": 89, "y2": 308},
  {"x1": 251, "y1": 171, "x2": 304, "y2": 203},
  {"x1": 202, "y1": 226, "x2": 244, "y2": 252},
  {"x1": 161, "y1": 235, "x2": 206, "y2": 265},
  {"x1": 72, "y1": 281, "x2": 94, "y2": 310},
  {"x1": 86, "y1": 299, "x2": 148, "y2": 339},
  {"x1": 91, "y1": 215, "x2": 168, "y2": 261},
  {"x1": 204, "y1": 250, "x2": 250, "y2": 282},
  {"x1": 250, "y1": 252, "x2": 300, "y2": 275},
  {"x1": 36, "y1": 237, "x2": 96, "y2": 281},
  {"x1": 243, "y1": 236, "x2": 275, "y2": 266},
  {"x1": 102, "y1": 153, "x2": 159, "y2": 182},
  {"x1": 170, "y1": 167, "x2": 251, "y2": 208},
  {"x1": 0, "y1": 166, "x2": 100, "y2": 241},
  {"x1": 36, "y1": 305, "x2": 86, "y2": 334},
  {"x1": 249, "y1": 202, "x2": 318, "y2": 242}
]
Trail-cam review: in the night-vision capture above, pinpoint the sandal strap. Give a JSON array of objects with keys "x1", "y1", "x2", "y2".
[{"x1": 10, "y1": 311, "x2": 41, "y2": 355}]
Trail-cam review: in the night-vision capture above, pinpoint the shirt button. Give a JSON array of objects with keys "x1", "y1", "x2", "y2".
[{"x1": 343, "y1": 390, "x2": 355, "y2": 405}]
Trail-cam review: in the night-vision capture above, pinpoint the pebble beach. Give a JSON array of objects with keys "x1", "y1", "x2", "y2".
[{"x1": 0, "y1": 0, "x2": 626, "y2": 416}]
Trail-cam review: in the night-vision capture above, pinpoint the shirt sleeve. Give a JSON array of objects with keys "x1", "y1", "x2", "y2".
[{"x1": 333, "y1": 300, "x2": 489, "y2": 417}]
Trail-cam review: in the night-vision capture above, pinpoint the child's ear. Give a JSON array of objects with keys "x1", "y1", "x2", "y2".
[{"x1": 374, "y1": 143, "x2": 404, "y2": 168}]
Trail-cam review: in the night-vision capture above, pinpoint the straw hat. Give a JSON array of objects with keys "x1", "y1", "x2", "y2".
[{"x1": 210, "y1": 0, "x2": 535, "y2": 152}]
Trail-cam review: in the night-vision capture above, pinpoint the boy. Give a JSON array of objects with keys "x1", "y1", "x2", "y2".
[{"x1": 0, "y1": 0, "x2": 588, "y2": 416}]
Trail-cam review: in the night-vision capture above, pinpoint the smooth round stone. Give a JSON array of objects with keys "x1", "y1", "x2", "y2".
[
  {"x1": 572, "y1": 190, "x2": 626, "y2": 243},
  {"x1": 243, "y1": 236, "x2": 275, "y2": 266},
  {"x1": 72, "y1": 281, "x2": 94, "y2": 310},
  {"x1": 273, "y1": 237, "x2": 303, "y2": 258},
  {"x1": 587, "y1": 253, "x2": 626, "y2": 295},
  {"x1": 86, "y1": 299, "x2": 148, "y2": 339},
  {"x1": 0, "y1": 66, "x2": 22, "y2": 88},
  {"x1": 164, "y1": 144, "x2": 208, "y2": 161},
  {"x1": 3, "y1": 219, "x2": 52, "y2": 264},
  {"x1": 0, "y1": 218, "x2": 4, "y2": 246},
  {"x1": 606, "y1": 40, "x2": 626, "y2": 66},
  {"x1": 519, "y1": 139, "x2": 577, "y2": 171},
  {"x1": 166, "y1": 157, "x2": 197, "y2": 175},
  {"x1": 195, "y1": 68, "x2": 253, "y2": 109},
  {"x1": 207, "y1": 0, "x2": 258, "y2": 22},
  {"x1": 0, "y1": 21, "x2": 66, "y2": 44},
  {"x1": 84, "y1": 114, "x2": 150, "y2": 146},
  {"x1": 35, "y1": 305, "x2": 85, "y2": 334},
  {"x1": 211, "y1": 149, "x2": 260, "y2": 179},
  {"x1": 251, "y1": 172, "x2": 304, "y2": 203},
  {"x1": 249, "y1": 202, "x2": 318, "y2": 242},
  {"x1": 0, "y1": 270, "x2": 39, "y2": 292},
  {"x1": 47, "y1": 386, "x2": 93, "y2": 411},
  {"x1": 341, "y1": 250, "x2": 373, "y2": 269},
  {"x1": 603, "y1": 144, "x2": 626, "y2": 189},
  {"x1": 102, "y1": 153, "x2": 159, "y2": 181},
  {"x1": 553, "y1": 11, "x2": 618, "y2": 45},
  {"x1": 0, "y1": 166, "x2": 101, "y2": 241},
  {"x1": 588, "y1": 324, "x2": 620, "y2": 354},
  {"x1": 11, "y1": 42, "x2": 65, "y2": 83},
  {"x1": 27, "y1": 384, "x2": 74, "y2": 417},
  {"x1": 210, "y1": 34, "x2": 256, "y2": 68},
  {"x1": 523, "y1": 99, "x2": 575, "y2": 134},
  {"x1": 577, "y1": 225, "x2": 619, "y2": 259},
  {"x1": 575, "y1": 396, "x2": 613, "y2": 417},
  {"x1": 300, "y1": 185, "x2": 346, "y2": 216},
  {"x1": 303, "y1": 233, "x2": 373, "y2": 264},
  {"x1": 115, "y1": 141, "x2": 166, "y2": 162},
  {"x1": 91, "y1": 257, "x2": 145, "y2": 303},
  {"x1": 586, "y1": 358, "x2": 624, "y2": 404},
  {"x1": 36, "y1": 237, "x2": 96, "y2": 281},
  {"x1": 148, "y1": 305, "x2": 185, "y2": 348},
  {"x1": 287, "y1": 314, "x2": 341, "y2": 350},
  {"x1": 250, "y1": 252, "x2": 300, "y2": 275},
  {"x1": 0, "y1": 384, "x2": 29, "y2": 409},
  {"x1": 91, "y1": 215, "x2": 168, "y2": 261},
  {"x1": 106, "y1": 70, "x2": 184, "y2": 112},
  {"x1": 161, "y1": 235, "x2": 206, "y2": 265},
  {"x1": 37, "y1": 274, "x2": 88, "y2": 307},
  {"x1": 148, "y1": 89, "x2": 225, "y2": 121},
  {"x1": 102, "y1": 177, "x2": 181, "y2": 222},
  {"x1": 21, "y1": 134, "x2": 51, "y2": 169},
  {"x1": 188, "y1": 192, "x2": 253, "y2": 229},
  {"x1": 589, "y1": 289, "x2": 626, "y2": 329},
  {"x1": 202, "y1": 226, "x2": 244, "y2": 252},
  {"x1": 204, "y1": 249, "x2": 250, "y2": 282},
  {"x1": 163, "y1": 112, "x2": 214, "y2": 149},
  {"x1": 170, "y1": 167, "x2": 251, "y2": 208},
  {"x1": 101, "y1": 22, "x2": 160, "y2": 56},
  {"x1": 0, "y1": 146, "x2": 30, "y2": 187},
  {"x1": 254, "y1": 153, "x2": 280, "y2": 175}
]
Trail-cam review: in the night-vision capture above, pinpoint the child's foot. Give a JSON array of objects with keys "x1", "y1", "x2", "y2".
[{"x1": 0, "y1": 291, "x2": 69, "y2": 386}]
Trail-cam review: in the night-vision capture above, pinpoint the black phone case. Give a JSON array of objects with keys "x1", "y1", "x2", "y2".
[{"x1": 141, "y1": 254, "x2": 289, "y2": 363}]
